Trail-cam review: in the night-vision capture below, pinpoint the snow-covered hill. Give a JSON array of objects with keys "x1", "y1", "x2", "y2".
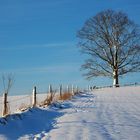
[{"x1": 0, "y1": 86, "x2": 140, "y2": 140}]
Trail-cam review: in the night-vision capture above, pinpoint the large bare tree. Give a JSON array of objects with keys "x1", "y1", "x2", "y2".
[{"x1": 77, "y1": 9, "x2": 140, "y2": 87}]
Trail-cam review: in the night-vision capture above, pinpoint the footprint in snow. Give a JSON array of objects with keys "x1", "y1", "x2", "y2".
[{"x1": 82, "y1": 120, "x2": 87, "y2": 123}]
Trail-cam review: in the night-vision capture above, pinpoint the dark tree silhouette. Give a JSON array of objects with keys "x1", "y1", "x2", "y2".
[{"x1": 77, "y1": 9, "x2": 140, "y2": 87}]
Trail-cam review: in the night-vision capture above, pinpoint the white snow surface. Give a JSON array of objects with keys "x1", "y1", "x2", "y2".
[{"x1": 0, "y1": 86, "x2": 140, "y2": 140}]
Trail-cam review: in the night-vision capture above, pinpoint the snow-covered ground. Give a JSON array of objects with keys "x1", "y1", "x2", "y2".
[
  {"x1": 0, "y1": 93, "x2": 49, "y2": 116},
  {"x1": 0, "y1": 86, "x2": 140, "y2": 140}
]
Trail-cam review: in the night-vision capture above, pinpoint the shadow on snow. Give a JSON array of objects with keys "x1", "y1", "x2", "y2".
[{"x1": 0, "y1": 107, "x2": 64, "y2": 140}]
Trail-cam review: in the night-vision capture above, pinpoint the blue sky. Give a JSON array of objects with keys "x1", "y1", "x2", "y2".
[{"x1": 0, "y1": 0, "x2": 140, "y2": 95}]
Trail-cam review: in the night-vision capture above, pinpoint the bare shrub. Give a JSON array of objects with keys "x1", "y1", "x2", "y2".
[
  {"x1": 58, "y1": 92, "x2": 73, "y2": 101},
  {"x1": 40, "y1": 91, "x2": 56, "y2": 107},
  {"x1": 18, "y1": 103, "x2": 30, "y2": 112}
]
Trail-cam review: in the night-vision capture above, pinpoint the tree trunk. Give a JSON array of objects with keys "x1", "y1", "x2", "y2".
[
  {"x1": 2, "y1": 93, "x2": 8, "y2": 116},
  {"x1": 113, "y1": 69, "x2": 119, "y2": 87},
  {"x1": 32, "y1": 86, "x2": 37, "y2": 107}
]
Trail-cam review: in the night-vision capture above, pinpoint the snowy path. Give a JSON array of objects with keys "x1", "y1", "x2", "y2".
[
  {"x1": 45, "y1": 87, "x2": 140, "y2": 140},
  {"x1": 0, "y1": 86, "x2": 140, "y2": 140}
]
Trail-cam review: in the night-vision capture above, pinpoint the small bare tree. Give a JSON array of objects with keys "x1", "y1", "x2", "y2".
[
  {"x1": 2, "y1": 74, "x2": 14, "y2": 95},
  {"x1": 77, "y1": 9, "x2": 140, "y2": 87},
  {"x1": 2, "y1": 74, "x2": 14, "y2": 116}
]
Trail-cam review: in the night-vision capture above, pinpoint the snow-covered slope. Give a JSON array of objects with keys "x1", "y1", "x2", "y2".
[{"x1": 0, "y1": 86, "x2": 140, "y2": 140}]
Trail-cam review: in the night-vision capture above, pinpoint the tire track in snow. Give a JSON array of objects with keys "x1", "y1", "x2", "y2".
[{"x1": 94, "y1": 91, "x2": 140, "y2": 140}]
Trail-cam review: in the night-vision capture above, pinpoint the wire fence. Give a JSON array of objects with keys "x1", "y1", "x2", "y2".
[
  {"x1": 0, "y1": 85, "x2": 80, "y2": 117},
  {"x1": 89, "y1": 82, "x2": 140, "y2": 90},
  {"x1": 0, "y1": 92, "x2": 56, "y2": 116},
  {"x1": 0, "y1": 83, "x2": 139, "y2": 117}
]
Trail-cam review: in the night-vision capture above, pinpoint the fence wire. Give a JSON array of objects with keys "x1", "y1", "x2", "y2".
[
  {"x1": 0, "y1": 91, "x2": 52, "y2": 116},
  {"x1": 0, "y1": 83, "x2": 139, "y2": 117}
]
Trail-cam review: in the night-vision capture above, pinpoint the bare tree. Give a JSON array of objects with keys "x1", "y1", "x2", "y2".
[
  {"x1": 77, "y1": 9, "x2": 140, "y2": 87},
  {"x1": 2, "y1": 73, "x2": 14, "y2": 95},
  {"x1": 1, "y1": 74, "x2": 14, "y2": 116}
]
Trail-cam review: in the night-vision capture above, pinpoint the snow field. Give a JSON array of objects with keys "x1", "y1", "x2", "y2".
[
  {"x1": 0, "y1": 86, "x2": 140, "y2": 140},
  {"x1": 46, "y1": 86, "x2": 140, "y2": 140}
]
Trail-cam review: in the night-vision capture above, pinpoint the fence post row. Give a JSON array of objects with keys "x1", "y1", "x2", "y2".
[
  {"x1": 32, "y1": 86, "x2": 37, "y2": 107},
  {"x1": 1, "y1": 84, "x2": 82, "y2": 116},
  {"x1": 2, "y1": 93, "x2": 8, "y2": 116}
]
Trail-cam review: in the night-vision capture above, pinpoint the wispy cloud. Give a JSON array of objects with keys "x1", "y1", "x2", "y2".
[
  {"x1": 0, "y1": 63, "x2": 80, "y2": 75},
  {"x1": 0, "y1": 42, "x2": 75, "y2": 51}
]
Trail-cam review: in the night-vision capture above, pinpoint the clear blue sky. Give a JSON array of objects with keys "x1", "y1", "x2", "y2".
[{"x1": 0, "y1": 0, "x2": 140, "y2": 95}]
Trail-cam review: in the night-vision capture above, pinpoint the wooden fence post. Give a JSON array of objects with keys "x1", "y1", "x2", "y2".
[
  {"x1": 32, "y1": 86, "x2": 37, "y2": 107},
  {"x1": 88, "y1": 85, "x2": 90, "y2": 92},
  {"x1": 49, "y1": 84, "x2": 53, "y2": 102},
  {"x1": 2, "y1": 93, "x2": 8, "y2": 116},
  {"x1": 59, "y1": 84, "x2": 62, "y2": 98},
  {"x1": 72, "y1": 84, "x2": 74, "y2": 95},
  {"x1": 67, "y1": 85, "x2": 69, "y2": 93},
  {"x1": 49, "y1": 84, "x2": 52, "y2": 94},
  {"x1": 76, "y1": 86, "x2": 78, "y2": 93}
]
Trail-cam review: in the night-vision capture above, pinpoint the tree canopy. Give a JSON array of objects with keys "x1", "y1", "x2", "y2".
[{"x1": 77, "y1": 9, "x2": 140, "y2": 87}]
